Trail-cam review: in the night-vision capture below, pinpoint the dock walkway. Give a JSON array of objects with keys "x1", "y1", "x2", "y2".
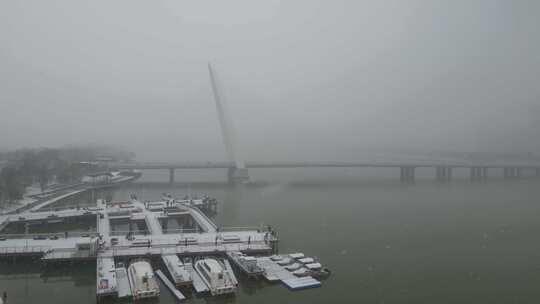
[
  {"x1": 162, "y1": 254, "x2": 192, "y2": 286},
  {"x1": 116, "y1": 267, "x2": 132, "y2": 299},
  {"x1": 223, "y1": 259, "x2": 239, "y2": 286},
  {"x1": 156, "y1": 270, "x2": 186, "y2": 301},
  {"x1": 256, "y1": 256, "x2": 322, "y2": 290},
  {"x1": 96, "y1": 257, "x2": 117, "y2": 298},
  {"x1": 186, "y1": 263, "x2": 209, "y2": 293}
]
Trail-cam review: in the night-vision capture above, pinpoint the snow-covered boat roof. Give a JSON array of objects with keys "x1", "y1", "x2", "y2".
[
  {"x1": 306, "y1": 263, "x2": 322, "y2": 270},
  {"x1": 298, "y1": 257, "x2": 315, "y2": 264},
  {"x1": 289, "y1": 253, "x2": 304, "y2": 259}
]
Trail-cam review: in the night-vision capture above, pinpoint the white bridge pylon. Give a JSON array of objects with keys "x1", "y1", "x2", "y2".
[{"x1": 208, "y1": 62, "x2": 249, "y2": 182}]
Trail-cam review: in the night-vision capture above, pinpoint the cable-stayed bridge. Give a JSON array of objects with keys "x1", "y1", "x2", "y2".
[{"x1": 110, "y1": 64, "x2": 540, "y2": 183}]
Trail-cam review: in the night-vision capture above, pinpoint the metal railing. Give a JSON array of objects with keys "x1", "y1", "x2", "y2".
[
  {"x1": 0, "y1": 245, "x2": 50, "y2": 255},
  {"x1": 0, "y1": 231, "x2": 98, "y2": 239}
]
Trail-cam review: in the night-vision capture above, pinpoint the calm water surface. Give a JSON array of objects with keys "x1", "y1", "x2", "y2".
[{"x1": 2, "y1": 174, "x2": 540, "y2": 303}]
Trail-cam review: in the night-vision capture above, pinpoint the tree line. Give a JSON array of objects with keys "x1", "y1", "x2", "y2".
[{"x1": 0, "y1": 145, "x2": 135, "y2": 208}]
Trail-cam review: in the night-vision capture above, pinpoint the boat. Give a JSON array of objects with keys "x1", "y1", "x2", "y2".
[
  {"x1": 284, "y1": 263, "x2": 302, "y2": 271},
  {"x1": 298, "y1": 257, "x2": 315, "y2": 264},
  {"x1": 306, "y1": 263, "x2": 332, "y2": 279},
  {"x1": 226, "y1": 251, "x2": 264, "y2": 277},
  {"x1": 289, "y1": 253, "x2": 305, "y2": 259},
  {"x1": 162, "y1": 254, "x2": 192, "y2": 287},
  {"x1": 270, "y1": 255, "x2": 283, "y2": 261},
  {"x1": 292, "y1": 268, "x2": 310, "y2": 277},
  {"x1": 194, "y1": 258, "x2": 237, "y2": 296},
  {"x1": 127, "y1": 260, "x2": 160, "y2": 300},
  {"x1": 277, "y1": 257, "x2": 293, "y2": 266}
]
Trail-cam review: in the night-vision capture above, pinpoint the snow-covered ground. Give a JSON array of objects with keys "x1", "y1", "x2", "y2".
[{"x1": 0, "y1": 185, "x2": 40, "y2": 215}]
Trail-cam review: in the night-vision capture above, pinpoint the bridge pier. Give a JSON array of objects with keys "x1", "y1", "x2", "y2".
[
  {"x1": 504, "y1": 167, "x2": 521, "y2": 179},
  {"x1": 470, "y1": 167, "x2": 487, "y2": 181},
  {"x1": 435, "y1": 167, "x2": 452, "y2": 182},
  {"x1": 169, "y1": 168, "x2": 175, "y2": 184},
  {"x1": 536, "y1": 168, "x2": 540, "y2": 178},
  {"x1": 400, "y1": 167, "x2": 415, "y2": 183},
  {"x1": 227, "y1": 167, "x2": 249, "y2": 184}
]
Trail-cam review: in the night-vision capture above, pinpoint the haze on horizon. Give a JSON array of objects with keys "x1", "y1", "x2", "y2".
[{"x1": 1, "y1": 0, "x2": 539, "y2": 162}]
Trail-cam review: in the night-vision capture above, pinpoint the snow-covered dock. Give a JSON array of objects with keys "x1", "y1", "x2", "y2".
[
  {"x1": 96, "y1": 257, "x2": 117, "y2": 299},
  {"x1": 116, "y1": 266, "x2": 132, "y2": 299},
  {"x1": 156, "y1": 270, "x2": 186, "y2": 301},
  {"x1": 0, "y1": 195, "x2": 337, "y2": 302},
  {"x1": 190, "y1": 266, "x2": 210, "y2": 294},
  {"x1": 282, "y1": 277, "x2": 321, "y2": 290},
  {"x1": 256, "y1": 256, "x2": 322, "y2": 290}
]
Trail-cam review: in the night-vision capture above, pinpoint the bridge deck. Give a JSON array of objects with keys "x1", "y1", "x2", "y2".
[{"x1": 110, "y1": 160, "x2": 540, "y2": 170}]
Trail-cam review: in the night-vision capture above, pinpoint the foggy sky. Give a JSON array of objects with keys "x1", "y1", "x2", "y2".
[{"x1": 1, "y1": 0, "x2": 539, "y2": 162}]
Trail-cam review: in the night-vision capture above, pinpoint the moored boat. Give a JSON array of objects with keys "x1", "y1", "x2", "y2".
[
  {"x1": 194, "y1": 258, "x2": 237, "y2": 296},
  {"x1": 127, "y1": 260, "x2": 160, "y2": 300},
  {"x1": 226, "y1": 251, "x2": 264, "y2": 277}
]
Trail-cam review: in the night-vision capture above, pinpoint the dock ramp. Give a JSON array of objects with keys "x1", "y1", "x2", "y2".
[
  {"x1": 96, "y1": 257, "x2": 118, "y2": 298},
  {"x1": 162, "y1": 254, "x2": 192, "y2": 286},
  {"x1": 156, "y1": 270, "x2": 186, "y2": 301},
  {"x1": 223, "y1": 259, "x2": 239, "y2": 286},
  {"x1": 115, "y1": 267, "x2": 132, "y2": 298},
  {"x1": 185, "y1": 263, "x2": 209, "y2": 293}
]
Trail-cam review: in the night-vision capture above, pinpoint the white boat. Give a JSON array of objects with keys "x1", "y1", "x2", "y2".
[
  {"x1": 226, "y1": 252, "x2": 264, "y2": 277},
  {"x1": 298, "y1": 257, "x2": 315, "y2": 264},
  {"x1": 284, "y1": 263, "x2": 302, "y2": 271},
  {"x1": 289, "y1": 253, "x2": 305, "y2": 259},
  {"x1": 127, "y1": 260, "x2": 160, "y2": 300},
  {"x1": 306, "y1": 262, "x2": 322, "y2": 270},
  {"x1": 270, "y1": 255, "x2": 283, "y2": 261},
  {"x1": 162, "y1": 254, "x2": 192, "y2": 287},
  {"x1": 195, "y1": 258, "x2": 237, "y2": 296},
  {"x1": 277, "y1": 257, "x2": 293, "y2": 266},
  {"x1": 292, "y1": 268, "x2": 310, "y2": 277}
]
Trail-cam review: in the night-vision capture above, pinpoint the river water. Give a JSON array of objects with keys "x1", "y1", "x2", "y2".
[{"x1": 2, "y1": 169, "x2": 540, "y2": 303}]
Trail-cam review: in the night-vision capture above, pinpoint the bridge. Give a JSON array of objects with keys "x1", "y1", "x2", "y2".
[
  {"x1": 111, "y1": 63, "x2": 540, "y2": 184},
  {"x1": 109, "y1": 160, "x2": 540, "y2": 184}
]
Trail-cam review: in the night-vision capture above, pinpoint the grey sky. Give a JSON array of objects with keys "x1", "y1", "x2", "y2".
[{"x1": 1, "y1": 0, "x2": 539, "y2": 161}]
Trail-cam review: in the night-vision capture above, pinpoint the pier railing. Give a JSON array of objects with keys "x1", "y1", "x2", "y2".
[
  {"x1": 161, "y1": 228, "x2": 202, "y2": 234},
  {"x1": 0, "y1": 231, "x2": 98, "y2": 240},
  {"x1": 0, "y1": 245, "x2": 51, "y2": 255},
  {"x1": 219, "y1": 226, "x2": 261, "y2": 232}
]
